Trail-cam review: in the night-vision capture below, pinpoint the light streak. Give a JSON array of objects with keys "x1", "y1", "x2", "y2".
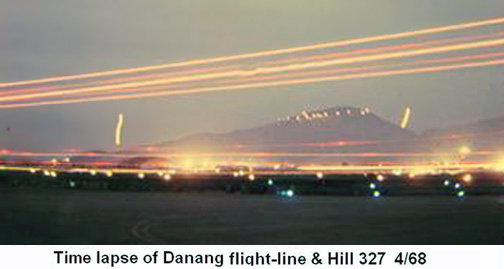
[
  {"x1": 258, "y1": 31, "x2": 504, "y2": 67},
  {"x1": 2, "y1": 37, "x2": 504, "y2": 104},
  {"x1": 400, "y1": 106, "x2": 412, "y2": 129},
  {"x1": 2, "y1": 17, "x2": 504, "y2": 88},
  {"x1": 39, "y1": 50, "x2": 504, "y2": 101},
  {"x1": 0, "y1": 65, "x2": 236, "y2": 98},
  {"x1": 17, "y1": 50, "x2": 504, "y2": 104},
  {"x1": 0, "y1": 150, "x2": 501, "y2": 158},
  {"x1": 2, "y1": 58, "x2": 503, "y2": 109},
  {"x1": 115, "y1": 113, "x2": 124, "y2": 148},
  {"x1": 4, "y1": 31, "x2": 501, "y2": 102}
]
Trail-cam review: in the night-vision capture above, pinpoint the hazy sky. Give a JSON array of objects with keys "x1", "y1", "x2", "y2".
[{"x1": 1, "y1": 0, "x2": 503, "y2": 151}]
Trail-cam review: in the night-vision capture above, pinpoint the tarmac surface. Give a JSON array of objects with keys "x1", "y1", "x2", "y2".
[{"x1": 1, "y1": 187, "x2": 503, "y2": 244}]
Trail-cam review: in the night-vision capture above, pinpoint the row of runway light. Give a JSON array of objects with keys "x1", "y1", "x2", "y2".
[
  {"x1": 1, "y1": 17, "x2": 504, "y2": 108},
  {"x1": 23, "y1": 165, "x2": 297, "y2": 197},
  {"x1": 12, "y1": 164, "x2": 482, "y2": 198},
  {"x1": 32, "y1": 167, "x2": 175, "y2": 181}
]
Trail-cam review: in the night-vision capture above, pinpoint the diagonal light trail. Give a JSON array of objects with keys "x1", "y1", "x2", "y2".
[
  {"x1": 4, "y1": 31, "x2": 498, "y2": 98},
  {"x1": 0, "y1": 37, "x2": 504, "y2": 104},
  {"x1": 21, "y1": 50, "x2": 504, "y2": 101},
  {"x1": 2, "y1": 58, "x2": 503, "y2": 109},
  {"x1": 1, "y1": 17, "x2": 504, "y2": 88}
]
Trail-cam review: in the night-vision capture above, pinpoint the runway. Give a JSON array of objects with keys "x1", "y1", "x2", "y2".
[{"x1": 1, "y1": 187, "x2": 502, "y2": 244}]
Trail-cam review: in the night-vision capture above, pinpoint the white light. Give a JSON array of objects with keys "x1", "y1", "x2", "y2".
[
  {"x1": 50, "y1": 171, "x2": 57, "y2": 177},
  {"x1": 377, "y1": 174, "x2": 385, "y2": 181},
  {"x1": 163, "y1": 174, "x2": 171, "y2": 181},
  {"x1": 369, "y1": 183, "x2": 376, "y2": 189},
  {"x1": 106, "y1": 171, "x2": 113, "y2": 177},
  {"x1": 268, "y1": 179, "x2": 274, "y2": 186},
  {"x1": 138, "y1": 173, "x2": 145, "y2": 179},
  {"x1": 29, "y1": 168, "x2": 36, "y2": 174},
  {"x1": 238, "y1": 170, "x2": 245, "y2": 176},
  {"x1": 157, "y1": 172, "x2": 164, "y2": 177},
  {"x1": 455, "y1": 183, "x2": 461, "y2": 189},
  {"x1": 69, "y1": 181, "x2": 76, "y2": 188},
  {"x1": 232, "y1": 172, "x2": 239, "y2": 177},
  {"x1": 316, "y1": 172, "x2": 324, "y2": 179},
  {"x1": 286, "y1": 190, "x2": 294, "y2": 197},
  {"x1": 444, "y1": 180, "x2": 450, "y2": 186},
  {"x1": 43, "y1": 170, "x2": 50, "y2": 176},
  {"x1": 90, "y1": 170, "x2": 97, "y2": 176},
  {"x1": 248, "y1": 174, "x2": 255, "y2": 181}
]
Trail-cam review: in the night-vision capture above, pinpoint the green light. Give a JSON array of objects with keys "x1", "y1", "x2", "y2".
[
  {"x1": 457, "y1": 190, "x2": 465, "y2": 197},
  {"x1": 373, "y1": 190, "x2": 381, "y2": 197},
  {"x1": 268, "y1": 179, "x2": 274, "y2": 186}
]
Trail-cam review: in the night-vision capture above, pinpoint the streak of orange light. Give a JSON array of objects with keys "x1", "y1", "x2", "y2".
[
  {"x1": 2, "y1": 58, "x2": 503, "y2": 109},
  {"x1": 1, "y1": 16, "x2": 504, "y2": 88},
  {"x1": 0, "y1": 65, "x2": 237, "y2": 97},
  {"x1": 4, "y1": 30, "x2": 501, "y2": 101},
  {"x1": 259, "y1": 30, "x2": 504, "y2": 67},
  {"x1": 49, "y1": 50, "x2": 504, "y2": 100},
  {"x1": 1, "y1": 37, "x2": 503, "y2": 103},
  {"x1": 0, "y1": 150, "x2": 501, "y2": 158}
]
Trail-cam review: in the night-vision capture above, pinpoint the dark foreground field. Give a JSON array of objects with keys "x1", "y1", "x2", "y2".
[{"x1": 1, "y1": 187, "x2": 503, "y2": 244}]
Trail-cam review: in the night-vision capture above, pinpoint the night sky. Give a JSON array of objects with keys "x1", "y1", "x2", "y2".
[{"x1": 1, "y1": 0, "x2": 503, "y2": 151}]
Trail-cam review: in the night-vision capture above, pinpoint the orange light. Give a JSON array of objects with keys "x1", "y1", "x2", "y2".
[{"x1": 462, "y1": 174, "x2": 473, "y2": 183}]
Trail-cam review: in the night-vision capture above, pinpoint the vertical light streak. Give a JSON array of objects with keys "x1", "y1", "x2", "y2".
[
  {"x1": 400, "y1": 106, "x2": 412, "y2": 129},
  {"x1": 115, "y1": 113, "x2": 124, "y2": 149}
]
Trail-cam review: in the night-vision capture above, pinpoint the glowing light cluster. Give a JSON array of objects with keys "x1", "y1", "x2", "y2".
[{"x1": 278, "y1": 107, "x2": 370, "y2": 124}]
